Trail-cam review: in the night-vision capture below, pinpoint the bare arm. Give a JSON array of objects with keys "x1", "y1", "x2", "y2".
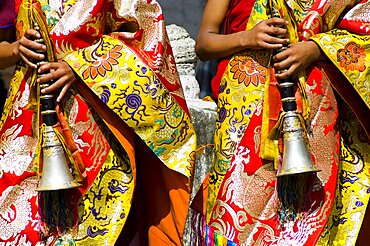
[
  {"x1": 0, "y1": 41, "x2": 20, "y2": 70},
  {"x1": 195, "y1": 0, "x2": 290, "y2": 61},
  {"x1": 1, "y1": 28, "x2": 76, "y2": 101},
  {"x1": 0, "y1": 26, "x2": 19, "y2": 69},
  {"x1": 0, "y1": 28, "x2": 47, "y2": 70}
]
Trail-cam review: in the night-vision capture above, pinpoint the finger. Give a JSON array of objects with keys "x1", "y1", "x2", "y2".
[
  {"x1": 56, "y1": 83, "x2": 72, "y2": 102},
  {"x1": 265, "y1": 18, "x2": 288, "y2": 27},
  {"x1": 40, "y1": 73, "x2": 69, "y2": 94},
  {"x1": 38, "y1": 62, "x2": 53, "y2": 74},
  {"x1": 273, "y1": 49, "x2": 289, "y2": 62},
  {"x1": 39, "y1": 62, "x2": 65, "y2": 74},
  {"x1": 22, "y1": 30, "x2": 42, "y2": 48},
  {"x1": 20, "y1": 36, "x2": 46, "y2": 52},
  {"x1": 273, "y1": 59, "x2": 291, "y2": 71},
  {"x1": 273, "y1": 50, "x2": 292, "y2": 70},
  {"x1": 37, "y1": 74, "x2": 53, "y2": 84},
  {"x1": 267, "y1": 35, "x2": 290, "y2": 45},
  {"x1": 259, "y1": 36, "x2": 288, "y2": 49},
  {"x1": 40, "y1": 79, "x2": 60, "y2": 94},
  {"x1": 38, "y1": 62, "x2": 70, "y2": 82},
  {"x1": 19, "y1": 45, "x2": 45, "y2": 62},
  {"x1": 37, "y1": 69, "x2": 56, "y2": 84},
  {"x1": 275, "y1": 65, "x2": 296, "y2": 79},
  {"x1": 261, "y1": 42, "x2": 284, "y2": 49},
  {"x1": 24, "y1": 29, "x2": 41, "y2": 39},
  {"x1": 275, "y1": 70, "x2": 289, "y2": 79},
  {"x1": 265, "y1": 24, "x2": 287, "y2": 35},
  {"x1": 264, "y1": 33, "x2": 290, "y2": 44},
  {"x1": 37, "y1": 68, "x2": 60, "y2": 85},
  {"x1": 19, "y1": 53, "x2": 37, "y2": 68}
]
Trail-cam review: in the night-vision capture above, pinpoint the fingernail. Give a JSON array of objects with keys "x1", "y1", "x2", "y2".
[{"x1": 41, "y1": 89, "x2": 45, "y2": 93}]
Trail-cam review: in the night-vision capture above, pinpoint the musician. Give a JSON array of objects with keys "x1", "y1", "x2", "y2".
[
  {"x1": 191, "y1": 0, "x2": 370, "y2": 245},
  {"x1": 0, "y1": 0, "x2": 196, "y2": 245}
]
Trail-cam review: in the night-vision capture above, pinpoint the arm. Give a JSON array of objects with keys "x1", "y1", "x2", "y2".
[
  {"x1": 195, "y1": 0, "x2": 290, "y2": 61},
  {"x1": 0, "y1": 28, "x2": 47, "y2": 70},
  {"x1": 0, "y1": 28, "x2": 77, "y2": 102},
  {"x1": 0, "y1": 41, "x2": 19, "y2": 70},
  {"x1": 0, "y1": 26, "x2": 18, "y2": 69}
]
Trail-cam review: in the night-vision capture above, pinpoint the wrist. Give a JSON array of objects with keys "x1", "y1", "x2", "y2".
[
  {"x1": 11, "y1": 41, "x2": 20, "y2": 57},
  {"x1": 237, "y1": 31, "x2": 250, "y2": 50},
  {"x1": 308, "y1": 40, "x2": 325, "y2": 61}
]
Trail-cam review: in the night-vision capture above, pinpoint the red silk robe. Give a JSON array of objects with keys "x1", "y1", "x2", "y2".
[{"x1": 0, "y1": 0, "x2": 196, "y2": 245}]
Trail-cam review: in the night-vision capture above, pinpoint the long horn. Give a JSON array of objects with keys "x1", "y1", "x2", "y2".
[
  {"x1": 32, "y1": 21, "x2": 81, "y2": 191},
  {"x1": 269, "y1": 7, "x2": 321, "y2": 177}
]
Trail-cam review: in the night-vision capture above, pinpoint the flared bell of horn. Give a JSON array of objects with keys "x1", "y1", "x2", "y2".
[
  {"x1": 277, "y1": 112, "x2": 321, "y2": 177},
  {"x1": 36, "y1": 126, "x2": 81, "y2": 191}
]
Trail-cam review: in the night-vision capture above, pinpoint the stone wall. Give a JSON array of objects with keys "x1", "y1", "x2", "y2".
[
  {"x1": 166, "y1": 24, "x2": 216, "y2": 197},
  {"x1": 158, "y1": 0, "x2": 206, "y2": 38},
  {"x1": 166, "y1": 24, "x2": 216, "y2": 246}
]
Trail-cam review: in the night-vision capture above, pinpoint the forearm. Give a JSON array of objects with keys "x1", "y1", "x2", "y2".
[
  {"x1": 195, "y1": 31, "x2": 249, "y2": 61},
  {"x1": 0, "y1": 41, "x2": 20, "y2": 70},
  {"x1": 196, "y1": 18, "x2": 289, "y2": 61}
]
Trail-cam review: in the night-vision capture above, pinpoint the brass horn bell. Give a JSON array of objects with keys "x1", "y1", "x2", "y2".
[
  {"x1": 277, "y1": 111, "x2": 321, "y2": 177},
  {"x1": 36, "y1": 126, "x2": 81, "y2": 191}
]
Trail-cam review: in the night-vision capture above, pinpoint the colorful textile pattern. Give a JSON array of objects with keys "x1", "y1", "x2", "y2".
[
  {"x1": 308, "y1": 2, "x2": 370, "y2": 242},
  {"x1": 310, "y1": 30, "x2": 370, "y2": 113},
  {"x1": 206, "y1": 0, "x2": 270, "y2": 221},
  {"x1": 0, "y1": 0, "x2": 196, "y2": 245},
  {"x1": 299, "y1": 0, "x2": 358, "y2": 40},
  {"x1": 338, "y1": 0, "x2": 370, "y2": 34},
  {"x1": 317, "y1": 103, "x2": 370, "y2": 245},
  {"x1": 207, "y1": 65, "x2": 339, "y2": 245},
  {"x1": 202, "y1": 0, "x2": 370, "y2": 245},
  {"x1": 205, "y1": 225, "x2": 238, "y2": 246},
  {"x1": 66, "y1": 36, "x2": 195, "y2": 177}
]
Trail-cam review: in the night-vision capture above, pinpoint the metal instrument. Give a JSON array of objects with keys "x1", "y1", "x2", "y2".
[
  {"x1": 270, "y1": 7, "x2": 321, "y2": 177},
  {"x1": 32, "y1": 22, "x2": 81, "y2": 191}
]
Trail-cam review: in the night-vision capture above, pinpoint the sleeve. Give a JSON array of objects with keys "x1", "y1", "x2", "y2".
[
  {"x1": 62, "y1": 0, "x2": 196, "y2": 180},
  {"x1": 337, "y1": 0, "x2": 370, "y2": 35},
  {"x1": 297, "y1": 0, "x2": 369, "y2": 132},
  {"x1": 64, "y1": 0, "x2": 184, "y2": 98},
  {"x1": 309, "y1": 29, "x2": 370, "y2": 136},
  {"x1": 309, "y1": 28, "x2": 370, "y2": 110},
  {"x1": 299, "y1": 0, "x2": 358, "y2": 40}
]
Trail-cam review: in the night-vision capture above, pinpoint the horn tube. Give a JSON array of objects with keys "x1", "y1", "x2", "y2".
[
  {"x1": 269, "y1": 7, "x2": 321, "y2": 177},
  {"x1": 32, "y1": 22, "x2": 81, "y2": 191}
]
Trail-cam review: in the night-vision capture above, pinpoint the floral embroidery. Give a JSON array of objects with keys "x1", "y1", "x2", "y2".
[
  {"x1": 82, "y1": 45, "x2": 123, "y2": 80},
  {"x1": 337, "y1": 42, "x2": 366, "y2": 72},
  {"x1": 229, "y1": 54, "x2": 267, "y2": 86}
]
